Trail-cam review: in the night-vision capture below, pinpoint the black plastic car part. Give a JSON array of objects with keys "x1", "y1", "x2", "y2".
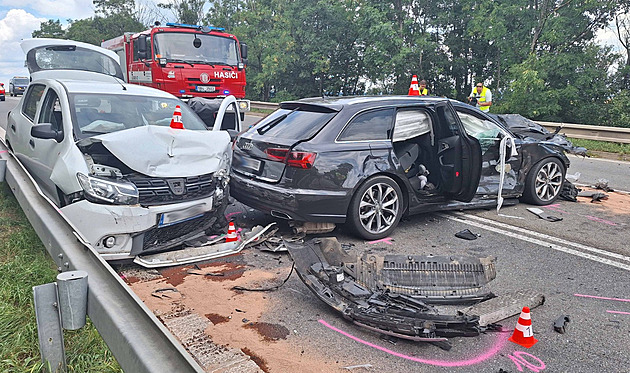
[{"x1": 285, "y1": 238, "x2": 499, "y2": 348}]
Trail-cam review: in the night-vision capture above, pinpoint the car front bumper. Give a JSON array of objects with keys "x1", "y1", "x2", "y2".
[
  {"x1": 230, "y1": 172, "x2": 351, "y2": 223},
  {"x1": 60, "y1": 193, "x2": 224, "y2": 260}
]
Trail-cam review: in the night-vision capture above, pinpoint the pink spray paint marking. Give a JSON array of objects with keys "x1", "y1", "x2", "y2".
[
  {"x1": 585, "y1": 215, "x2": 618, "y2": 226},
  {"x1": 574, "y1": 294, "x2": 630, "y2": 303},
  {"x1": 225, "y1": 211, "x2": 242, "y2": 220},
  {"x1": 508, "y1": 351, "x2": 546, "y2": 372},
  {"x1": 318, "y1": 319, "x2": 508, "y2": 367},
  {"x1": 0, "y1": 150, "x2": 7, "y2": 154},
  {"x1": 367, "y1": 237, "x2": 393, "y2": 245},
  {"x1": 607, "y1": 310, "x2": 630, "y2": 315}
]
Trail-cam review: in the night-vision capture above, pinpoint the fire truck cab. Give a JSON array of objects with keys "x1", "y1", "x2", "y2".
[{"x1": 102, "y1": 23, "x2": 250, "y2": 114}]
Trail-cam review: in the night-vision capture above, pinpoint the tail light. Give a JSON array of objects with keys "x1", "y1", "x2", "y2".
[{"x1": 265, "y1": 148, "x2": 317, "y2": 169}]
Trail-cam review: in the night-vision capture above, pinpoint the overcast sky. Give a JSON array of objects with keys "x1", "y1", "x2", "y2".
[{"x1": 0, "y1": 1, "x2": 626, "y2": 91}]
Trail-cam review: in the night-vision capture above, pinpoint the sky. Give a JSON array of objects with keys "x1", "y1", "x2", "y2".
[{"x1": 0, "y1": 1, "x2": 626, "y2": 91}]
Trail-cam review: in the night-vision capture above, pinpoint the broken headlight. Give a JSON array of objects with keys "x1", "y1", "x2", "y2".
[{"x1": 77, "y1": 173, "x2": 139, "y2": 205}]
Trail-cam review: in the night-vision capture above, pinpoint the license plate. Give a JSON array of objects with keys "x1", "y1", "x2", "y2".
[
  {"x1": 196, "y1": 85, "x2": 216, "y2": 93},
  {"x1": 158, "y1": 202, "x2": 212, "y2": 227},
  {"x1": 239, "y1": 156, "x2": 261, "y2": 172}
]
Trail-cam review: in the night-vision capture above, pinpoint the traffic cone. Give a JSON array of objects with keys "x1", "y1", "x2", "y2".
[
  {"x1": 225, "y1": 221, "x2": 238, "y2": 242},
  {"x1": 508, "y1": 307, "x2": 538, "y2": 348},
  {"x1": 170, "y1": 105, "x2": 183, "y2": 129},
  {"x1": 408, "y1": 75, "x2": 420, "y2": 96}
]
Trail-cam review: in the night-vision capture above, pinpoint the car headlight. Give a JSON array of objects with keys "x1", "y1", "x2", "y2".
[{"x1": 77, "y1": 173, "x2": 139, "y2": 205}]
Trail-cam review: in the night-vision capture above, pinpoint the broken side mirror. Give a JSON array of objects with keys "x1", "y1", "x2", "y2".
[
  {"x1": 227, "y1": 129, "x2": 239, "y2": 142},
  {"x1": 31, "y1": 123, "x2": 63, "y2": 143}
]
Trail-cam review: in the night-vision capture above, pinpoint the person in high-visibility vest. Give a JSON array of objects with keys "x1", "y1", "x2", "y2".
[
  {"x1": 419, "y1": 79, "x2": 429, "y2": 96},
  {"x1": 468, "y1": 82, "x2": 492, "y2": 112}
]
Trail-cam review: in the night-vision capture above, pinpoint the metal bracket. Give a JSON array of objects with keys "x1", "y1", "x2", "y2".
[{"x1": 33, "y1": 283, "x2": 67, "y2": 373}]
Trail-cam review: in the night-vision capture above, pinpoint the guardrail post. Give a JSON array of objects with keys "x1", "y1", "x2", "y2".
[
  {"x1": 0, "y1": 159, "x2": 6, "y2": 182},
  {"x1": 33, "y1": 271, "x2": 88, "y2": 373},
  {"x1": 33, "y1": 283, "x2": 66, "y2": 373}
]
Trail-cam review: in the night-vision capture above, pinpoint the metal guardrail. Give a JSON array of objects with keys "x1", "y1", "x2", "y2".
[
  {"x1": 250, "y1": 101, "x2": 630, "y2": 144},
  {"x1": 0, "y1": 139, "x2": 204, "y2": 373}
]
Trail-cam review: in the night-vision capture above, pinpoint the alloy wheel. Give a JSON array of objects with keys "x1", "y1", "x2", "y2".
[
  {"x1": 358, "y1": 182, "x2": 400, "y2": 235},
  {"x1": 534, "y1": 161, "x2": 563, "y2": 202}
]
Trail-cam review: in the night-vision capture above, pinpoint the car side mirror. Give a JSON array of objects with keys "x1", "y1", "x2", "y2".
[
  {"x1": 240, "y1": 43, "x2": 248, "y2": 60},
  {"x1": 31, "y1": 123, "x2": 63, "y2": 143},
  {"x1": 137, "y1": 35, "x2": 148, "y2": 59},
  {"x1": 226, "y1": 129, "x2": 239, "y2": 141}
]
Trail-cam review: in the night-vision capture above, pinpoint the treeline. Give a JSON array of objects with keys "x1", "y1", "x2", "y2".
[{"x1": 34, "y1": 0, "x2": 630, "y2": 127}]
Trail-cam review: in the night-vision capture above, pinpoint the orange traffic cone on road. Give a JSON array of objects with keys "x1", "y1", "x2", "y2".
[
  {"x1": 170, "y1": 105, "x2": 183, "y2": 129},
  {"x1": 408, "y1": 75, "x2": 420, "y2": 96},
  {"x1": 225, "y1": 221, "x2": 238, "y2": 242},
  {"x1": 508, "y1": 307, "x2": 538, "y2": 348}
]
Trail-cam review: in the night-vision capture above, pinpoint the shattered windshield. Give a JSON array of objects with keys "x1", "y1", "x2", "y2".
[
  {"x1": 70, "y1": 94, "x2": 207, "y2": 138},
  {"x1": 154, "y1": 32, "x2": 239, "y2": 66}
]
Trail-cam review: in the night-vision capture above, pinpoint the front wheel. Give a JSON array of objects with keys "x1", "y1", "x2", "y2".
[
  {"x1": 521, "y1": 157, "x2": 565, "y2": 205},
  {"x1": 347, "y1": 175, "x2": 403, "y2": 240}
]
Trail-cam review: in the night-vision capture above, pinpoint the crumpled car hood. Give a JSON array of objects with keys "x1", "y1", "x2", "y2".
[
  {"x1": 490, "y1": 114, "x2": 587, "y2": 156},
  {"x1": 92, "y1": 126, "x2": 231, "y2": 178}
]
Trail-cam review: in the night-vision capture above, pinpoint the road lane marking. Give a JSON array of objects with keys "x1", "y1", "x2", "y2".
[
  {"x1": 443, "y1": 213, "x2": 630, "y2": 272},
  {"x1": 452, "y1": 212, "x2": 630, "y2": 263}
]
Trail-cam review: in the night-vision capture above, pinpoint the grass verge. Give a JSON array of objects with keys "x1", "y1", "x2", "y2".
[
  {"x1": 569, "y1": 138, "x2": 630, "y2": 155},
  {"x1": 0, "y1": 183, "x2": 121, "y2": 372}
]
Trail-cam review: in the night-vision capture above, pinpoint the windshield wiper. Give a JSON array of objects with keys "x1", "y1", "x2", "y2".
[
  {"x1": 187, "y1": 60, "x2": 216, "y2": 67},
  {"x1": 168, "y1": 58, "x2": 195, "y2": 67},
  {"x1": 257, "y1": 108, "x2": 299, "y2": 135}
]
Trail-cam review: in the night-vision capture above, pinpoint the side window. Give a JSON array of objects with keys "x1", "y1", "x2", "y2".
[
  {"x1": 457, "y1": 110, "x2": 502, "y2": 139},
  {"x1": 435, "y1": 104, "x2": 460, "y2": 137},
  {"x1": 38, "y1": 89, "x2": 64, "y2": 137},
  {"x1": 133, "y1": 39, "x2": 140, "y2": 61},
  {"x1": 21, "y1": 84, "x2": 46, "y2": 122},
  {"x1": 393, "y1": 109, "x2": 433, "y2": 143},
  {"x1": 338, "y1": 108, "x2": 394, "y2": 141}
]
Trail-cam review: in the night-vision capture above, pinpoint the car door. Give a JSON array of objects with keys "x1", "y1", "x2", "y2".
[
  {"x1": 454, "y1": 106, "x2": 522, "y2": 197},
  {"x1": 433, "y1": 102, "x2": 481, "y2": 202},
  {"x1": 8, "y1": 83, "x2": 46, "y2": 167}
]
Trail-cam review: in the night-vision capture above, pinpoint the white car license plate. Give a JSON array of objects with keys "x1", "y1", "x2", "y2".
[
  {"x1": 196, "y1": 85, "x2": 216, "y2": 93},
  {"x1": 158, "y1": 201, "x2": 211, "y2": 227}
]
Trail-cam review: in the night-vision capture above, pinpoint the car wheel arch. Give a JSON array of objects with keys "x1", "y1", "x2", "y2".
[{"x1": 349, "y1": 171, "x2": 409, "y2": 216}]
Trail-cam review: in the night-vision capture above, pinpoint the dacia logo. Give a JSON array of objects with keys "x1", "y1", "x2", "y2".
[{"x1": 167, "y1": 179, "x2": 186, "y2": 195}]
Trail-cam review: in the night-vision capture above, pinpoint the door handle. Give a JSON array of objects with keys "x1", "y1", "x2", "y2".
[{"x1": 29, "y1": 139, "x2": 35, "y2": 148}]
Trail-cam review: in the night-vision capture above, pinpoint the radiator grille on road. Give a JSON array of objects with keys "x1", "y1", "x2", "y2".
[
  {"x1": 129, "y1": 174, "x2": 215, "y2": 206},
  {"x1": 142, "y1": 212, "x2": 215, "y2": 251}
]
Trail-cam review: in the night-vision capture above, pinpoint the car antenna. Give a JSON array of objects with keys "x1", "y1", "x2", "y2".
[{"x1": 112, "y1": 76, "x2": 127, "y2": 91}]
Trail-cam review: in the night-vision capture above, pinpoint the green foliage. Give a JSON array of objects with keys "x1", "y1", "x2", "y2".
[
  {"x1": 158, "y1": 0, "x2": 206, "y2": 25},
  {"x1": 569, "y1": 137, "x2": 630, "y2": 155},
  {"x1": 32, "y1": 20, "x2": 65, "y2": 38},
  {"x1": 0, "y1": 185, "x2": 120, "y2": 372}
]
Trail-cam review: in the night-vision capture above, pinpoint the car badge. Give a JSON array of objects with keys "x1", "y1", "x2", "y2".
[
  {"x1": 167, "y1": 179, "x2": 186, "y2": 195},
  {"x1": 167, "y1": 71, "x2": 175, "y2": 79},
  {"x1": 200, "y1": 73, "x2": 210, "y2": 83},
  {"x1": 241, "y1": 141, "x2": 254, "y2": 150}
]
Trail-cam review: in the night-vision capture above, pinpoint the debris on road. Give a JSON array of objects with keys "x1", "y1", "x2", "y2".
[
  {"x1": 290, "y1": 222, "x2": 336, "y2": 235},
  {"x1": 455, "y1": 229, "x2": 481, "y2": 240},
  {"x1": 594, "y1": 179, "x2": 615, "y2": 192},
  {"x1": 285, "y1": 237, "x2": 517, "y2": 349},
  {"x1": 578, "y1": 191, "x2": 609, "y2": 203},
  {"x1": 527, "y1": 207, "x2": 563, "y2": 222},
  {"x1": 343, "y1": 363, "x2": 373, "y2": 370},
  {"x1": 553, "y1": 315, "x2": 570, "y2": 334},
  {"x1": 559, "y1": 180, "x2": 581, "y2": 202}
]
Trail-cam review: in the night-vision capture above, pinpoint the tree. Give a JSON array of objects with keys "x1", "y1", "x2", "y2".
[
  {"x1": 32, "y1": 19, "x2": 65, "y2": 38},
  {"x1": 158, "y1": 0, "x2": 206, "y2": 25}
]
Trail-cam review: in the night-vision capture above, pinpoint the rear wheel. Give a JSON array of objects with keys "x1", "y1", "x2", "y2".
[
  {"x1": 522, "y1": 157, "x2": 565, "y2": 205},
  {"x1": 348, "y1": 175, "x2": 403, "y2": 240}
]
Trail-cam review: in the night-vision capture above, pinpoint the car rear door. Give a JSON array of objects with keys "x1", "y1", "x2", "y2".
[{"x1": 434, "y1": 102, "x2": 481, "y2": 202}]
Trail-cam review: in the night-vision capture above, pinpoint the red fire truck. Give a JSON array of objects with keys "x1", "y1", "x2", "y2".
[{"x1": 102, "y1": 22, "x2": 249, "y2": 113}]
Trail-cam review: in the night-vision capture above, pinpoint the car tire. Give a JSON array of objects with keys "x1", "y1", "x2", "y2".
[
  {"x1": 522, "y1": 157, "x2": 565, "y2": 205},
  {"x1": 347, "y1": 175, "x2": 403, "y2": 240}
]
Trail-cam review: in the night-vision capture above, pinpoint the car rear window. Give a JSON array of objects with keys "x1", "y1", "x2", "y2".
[{"x1": 252, "y1": 107, "x2": 336, "y2": 140}]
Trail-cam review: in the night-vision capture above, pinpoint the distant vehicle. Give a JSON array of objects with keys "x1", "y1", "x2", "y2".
[
  {"x1": 5, "y1": 38, "x2": 242, "y2": 262},
  {"x1": 9, "y1": 76, "x2": 29, "y2": 96},
  {"x1": 101, "y1": 22, "x2": 250, "y2": 117},
  {"x1": 230, "y1": 96, "x2": 573, "y2": 240},
  {"x1": 0, "y1": 83, "x2": 5, "y2": 101}
]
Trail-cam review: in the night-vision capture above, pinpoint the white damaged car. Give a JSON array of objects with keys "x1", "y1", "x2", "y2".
[{"x1": 5, "y1": 38, "x2": 239, "y2": 261}]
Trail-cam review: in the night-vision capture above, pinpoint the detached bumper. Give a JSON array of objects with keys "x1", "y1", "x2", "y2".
[
  {"x1": 230, "y1": 172, "x2": 350, "y2": 223},
  {"x1": 61, "y1": 193, "x2": 224, "y2": 260}
]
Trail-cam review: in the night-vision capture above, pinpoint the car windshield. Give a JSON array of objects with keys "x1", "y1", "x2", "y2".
[
  {"x1": 14, "y1": 78, "x2": 29, "y2": 85},
  {"x1": 154, "y1": 32, "x2": 239, "y2": 66},
  {"x1": 70, "y1": 94, "x2": 208, "y2": 137}
]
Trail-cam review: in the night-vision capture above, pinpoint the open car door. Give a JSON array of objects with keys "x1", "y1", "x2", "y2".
[{"x1": 434, "y1": 102, "x2": 481, "y2": 202}]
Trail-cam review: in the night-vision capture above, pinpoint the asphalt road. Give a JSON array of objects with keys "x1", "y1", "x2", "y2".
[{"x1": 2, "y1": 97, "x2": 630, "y2": 372}]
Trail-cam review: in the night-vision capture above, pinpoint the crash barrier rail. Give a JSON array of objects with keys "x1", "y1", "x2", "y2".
[
  {"x1": 250, "y1": 101, "x2": 630, "y2": 144},
  {"x1": 0, "y1": 138, "x2": 204, "y2": 373}
]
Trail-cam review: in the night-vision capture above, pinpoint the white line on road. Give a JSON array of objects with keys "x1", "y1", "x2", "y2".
[{"x1": 443, "y1": 213, "x2": 630, "y2": 272}]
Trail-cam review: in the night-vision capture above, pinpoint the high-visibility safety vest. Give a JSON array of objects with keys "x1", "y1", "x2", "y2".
[
  {"x1": 420, "y1": 88, "x2": 428, "y2": 96},
  {"x1": 470, "y1": 86, "x2": 490, "y2": 112}
]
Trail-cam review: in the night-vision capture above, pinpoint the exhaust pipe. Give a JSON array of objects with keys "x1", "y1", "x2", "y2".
[{"x1": 270, "y1": 210, "x2": 291, "y2": 220}]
